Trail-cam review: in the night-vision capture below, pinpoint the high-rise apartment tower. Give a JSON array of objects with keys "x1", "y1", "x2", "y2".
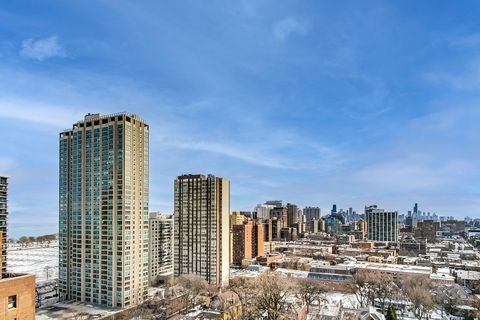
[
  {"x1": 0, "y1": 176, "x2": 7, "y2": 274},
  {"x1": 59, "y1": 113, "x2": 149, "y2": 308},
  {"x1": 365, "y1": 205, "x2": 398, "y2": 242},
  {"x1": 174, "y1": 174, "x2": 230, "y2": 287},
  {"x1": 149, "y1": 212, "x2": 174, "y2": 285}
]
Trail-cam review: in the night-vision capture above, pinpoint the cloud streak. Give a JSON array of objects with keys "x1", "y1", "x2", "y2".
[
  {"x1": 0, "y1": 98, "x2": 81, "y2": 128},
  {"x1": 20, "y1": 35, "x2": 66, "y2": 61},
  {"x1": 273, "y1": 17, "x2": 308, "y2": 42}
]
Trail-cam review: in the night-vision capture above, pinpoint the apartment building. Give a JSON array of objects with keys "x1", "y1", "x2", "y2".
[{"x1": 59, "y1": 113, "x2": 149, "y2": 308}]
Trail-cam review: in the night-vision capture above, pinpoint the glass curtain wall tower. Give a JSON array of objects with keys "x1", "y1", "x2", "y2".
[
  {"x1": 59, "y1": 113, "x2": 149, "y2": 308},
  {"x1": 0, "y1": 176, "x2": 7, "y2": 275}
]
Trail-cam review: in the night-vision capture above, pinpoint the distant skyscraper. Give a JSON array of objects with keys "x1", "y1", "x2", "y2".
[
  {"x1": 149, "y1": 213, "x2": 174, "y2": 285},
  {"x1": 0, "y1": 176, "x2": 7, "y2": 274},
  {"x1": 254, "y1": 204, "x2": 275, "y2": 220},
  {"x1": 413, "y1": 203, "x2": 418, "y2": 214},
  {"x1": 174, "y1": 174, "x2": 230, "y2": 287},
  {"x1": 365, "y1": 205, "x2": 398, "y2": 242},
  {"x1": 303, "y1": 206, "x2": 321, "y2": 221},
  {"x1": 287, "y1": 203, "x2": 299, "y2": 227},
  {"x1": 331, "y1": 204, "x2": 337, "y2": 214},
  {"x1": 265, "y1": 200, "x2": 283, "y2": 207},
  {"x1": 59, "y1": 113, "x2": 149, "y2": 307}
]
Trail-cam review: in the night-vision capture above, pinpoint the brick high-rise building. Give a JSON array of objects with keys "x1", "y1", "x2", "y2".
[
  {"x1": 174, "y1": 174, "x2": 230, "y2": 287},
  {"x1": 59, "y1": 113, "x2": 149, "y2": 308},
  {"x1": 232, "y1": 220, "x2": 264, "y2": 265}
]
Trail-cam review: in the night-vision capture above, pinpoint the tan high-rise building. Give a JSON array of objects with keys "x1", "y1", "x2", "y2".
[
  {"x1": 174, "y1": 174, "x2": 230, "y2": 287},
  {"x1": 230, "y1": 211, "x2": 245, "y2": 229},
  {"x1": 59, "y1": 113, "x2": 149, "y2": 308}
]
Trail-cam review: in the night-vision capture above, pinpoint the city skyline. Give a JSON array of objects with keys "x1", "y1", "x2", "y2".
[{"x1": 2, "y1": 1, "x2": 480, "y2": 237}]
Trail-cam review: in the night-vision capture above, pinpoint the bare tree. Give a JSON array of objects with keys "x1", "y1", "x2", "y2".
[
  {"x1": 295, "y1": 278, "x2": 324, "y2": 314},
  {"x1": 230, "y1": 276, "x2": 257, "y2": 320},
  {"x1": 18, "y1": 236, "x2": 29, "y2": 247},
  {"x1": 349, "y1": 272, "x2": 375, "y2": 308},
  {"x1": 252, "y1": 273, "x2": 294, "y2": 320},
  {"x1": 368, "y1": 273, "x2": 401, "y2": 313},
  {"x1": 402, "y1": 276, "x2": 434, "y2": 320},
  {"x1": 175, "y1": 274, "x2": 212, "y2": 311}
]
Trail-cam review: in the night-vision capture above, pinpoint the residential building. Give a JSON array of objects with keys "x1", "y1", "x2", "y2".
[
  {"x1": 0, "y1": 271, "x2": 36, "y2": 320},
  {"x1": 303, "y1": 206, "x2": 321, "y2": 221},
  {"x1": 254, "y1": 204, "x2": 274, "y2": 220},
  {"x1": 0, "y1": 175, "x2": 7, "y2": 274},
  {"x1": 232, "y1": 220, "x2": 264, "y2": 265},
  {"x1": 230, "y1": 211, "x2": 245, "y2": 229},
  {"x1": 271, "y1": 206, "x2": 287, "y2": 220},
  {"x1": 0, "y1": 262, "x2": 36, "y2": 320},
  {"x1": 59, "y1": 113, "x2": 149, "y2": 308},
  {"x1": 265, "y1": 200, "x2": 282, "y2": 207},
  {"x1": 365, "y1": 205, "x2": 398, "y2": 242},
  {"x1": 174, "y1": 174, "x2": 230, "y2": 287},
  {"x1": 414, "y1": 220, "x2": 441, "y2": 242},
  {"x1": 287, "y1": 203, "x2": 299, "y2": 228},
  {"x1": 0, "y1": 176, "x2": 36, "y2": 320},
  {"x1": 149, "y1": 213, "x2": 174, "y2": 285}
]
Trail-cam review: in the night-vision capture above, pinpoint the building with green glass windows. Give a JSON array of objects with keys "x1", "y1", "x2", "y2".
[
  {"x1": 59, "y1": 113, "x2": 149, "y2": 308},
  {"x1": 0, "y1": 175, "x2": 8, "y2": 275}
]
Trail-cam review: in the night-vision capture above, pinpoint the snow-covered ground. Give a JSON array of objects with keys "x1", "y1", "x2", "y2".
[{"x1": 7, "y1": 241, "x2": 59, "y2": 282}]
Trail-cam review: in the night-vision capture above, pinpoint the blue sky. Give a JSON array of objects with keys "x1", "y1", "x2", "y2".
[{"x1": 1, "y1": 1, "x2": 480, "y2": 237}]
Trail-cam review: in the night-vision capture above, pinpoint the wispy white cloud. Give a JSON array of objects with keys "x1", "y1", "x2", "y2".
[
  {"x1": 0, "y1": 98, "x2": 81, "y2": 128},
  {"x1": 422, "y1": 59, "x2": 480, "y2": 90},
  {"x1": 157, "y1": 137, "x2": 290, "y2": 169},
  {"x1": 273, "y1": 17, "x2": 308, "y2": 42},
  {"x1": 20, "y1": 35, "x2": 66, "y2": 61}
]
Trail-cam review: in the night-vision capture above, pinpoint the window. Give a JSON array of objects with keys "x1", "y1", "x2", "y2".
[{"x1": 8, "y1": 295, "x2": 16, "y2": 309}]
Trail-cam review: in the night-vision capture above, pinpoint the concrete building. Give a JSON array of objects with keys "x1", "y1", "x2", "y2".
[
  {"x1": 287, "y1": 203, "x2": 299, "y2": 228},
  {"x1": 174, "y1": 174, "x2": 230, "y2": 287},
  {"x1": 271, "y1": 206, "x2": 287, "y2": 220},
  {"x1": 265, "y1": 200, "x2": 282, "y2": 207},
  {"x1": 365, "y1": 205, "x2": 398, "y2": 242},
  {"x1": 149, "y1": 213, "x2": 174, "y2": 285},
  {"x1": 0, "y1": 175, "x2": 7, "y2": 275},
  {"x1": 59, "y1": 113, "x2": 149, "y2": 308},
  {"x1": 303, "y1": 206, "x2": 321, "y2": 221},
  {"x1": 254, "y1": 204, "x2": 274, "y2": 220}
]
